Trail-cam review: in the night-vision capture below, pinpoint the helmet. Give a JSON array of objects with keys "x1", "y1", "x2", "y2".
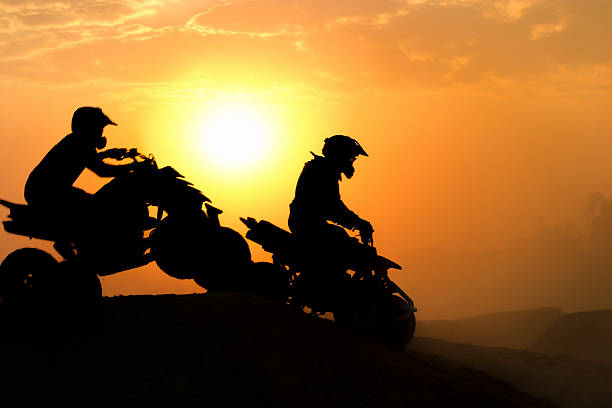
[
  {"x1": 71, "y1": 106, "x2": 117, "y2": 133},
  {"x1": 322, "y1": 135, "x2": 368, "y2": 161},
  {"x1": 322, "y1": 135, "x2": 367, "y2": 179}
]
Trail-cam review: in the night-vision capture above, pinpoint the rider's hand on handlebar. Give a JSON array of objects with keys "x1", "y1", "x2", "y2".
[
  {"x1": 358, "y1": 219, "x2": 374, "y2": 245},
  {"x1": 99, "y1": 148, "x2": 123, "y2": 160},
  {"x1": 101, "y1": 148, "x2": 139, "y2": 160},
  {"x1": 125, "y1": 148, "x2": 139, "y2": 158}
]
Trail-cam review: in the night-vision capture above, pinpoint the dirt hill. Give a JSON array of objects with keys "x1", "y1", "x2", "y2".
[
  {"x1": 528, "y1": 309, "x2": 612, "y2": 365},
  {"x1": 416, "y1": 308, "x2": 565, "y2": 349},
  {"x1": 0, "y1": 293, "x2": 555, "y2": 408},
  {"x1": 409, "y1": 337, "x2": 612, "y2": 408}
]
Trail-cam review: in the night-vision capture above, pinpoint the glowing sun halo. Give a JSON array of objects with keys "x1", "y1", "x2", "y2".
[{"x1": 197, "y1": 102, "x2": 272, "y2": 171}]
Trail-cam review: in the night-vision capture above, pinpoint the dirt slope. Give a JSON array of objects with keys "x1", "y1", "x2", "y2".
[
  {"x1": 529, "y1": 309, "x2": 612, "y2": 365},
  {"x1": 409, "y1": 337, "x2": 612, "y2": 408},
  {"x1": 416, "y1": 308, "x2": 565, "y2": 349},
  {"x1": 0, "y1": 293, "x2": 555, "y2": 408}
]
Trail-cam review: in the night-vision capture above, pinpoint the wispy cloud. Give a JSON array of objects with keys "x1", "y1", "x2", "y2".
[
  {"x1": 325, "y1": 9, "x2": 413, "y2": 30},
  {"x1": 488, "y1": 0, "x2": 540, "y2": 22},
  {"x1": 184, "y1": 11, "x2": 305, "y2": 38},
  {"x1": 0, "y1": 0, "x2": 611, "y2": 97},
  {"x1": 530, "y1": 18, "x2": 567, "y2": 40},
  {"x1": 294, "y1": 39, "x2": 310, "y2": 53},
  {"x1": 0, "y1": 0, "x2": 177, "y2": 61},
  {"x1": 398, "y1": 0, "x2": 542, "y2": 22}
]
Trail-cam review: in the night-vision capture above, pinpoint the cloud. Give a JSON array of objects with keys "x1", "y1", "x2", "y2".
[
  {"x1": 325, "y1": 16, "x2": 367, "y2": 30},
  {"x1": 487, "y1": 0, "x2": 540, "y2": 22},
  {"x1": 325, "y1": 9, "x2": 412, "y2": 29},
  {"x1": 397, "y1": 0, "x2": 543, "y2": 22},
  {"x1": 530, "y1": 19, "x2": 567, "y2": 40},
  {"x1": 0, "y1": 16, "x2": 14, "y2": 32},
  {"x1": 314, "y1": 70, "x2": 344, "y2": 83},
  {"x1": 97, "y1": 78, "x2": 359, "y2": 106},
  {"x1": 542, "y1": 64, "x2": 612, "y2": 98},
  {"x1": 0, "y1": 1, "x2": 164, "y2": 22},
  {"x1": 1, "y1": 0, "x2": 611, "y2": 97},
  {"x1": 181, "y1": 0, "x2": 312, "y2": 38},
  {"x1": 115, "y1": 23, "x2": 172, "y2": 41},
  {"x1": 15, "y1": 10, "x2": 79, "y2": 28},
  {"x1": 294, "y1": 39, "x2": 310, "y2": 53},
  {"x1": 0, "y1": 0, "x2": 176, "y2": 61},
  {"x1": 184, "y1": 11, "x2": 305, "y2": 38}
]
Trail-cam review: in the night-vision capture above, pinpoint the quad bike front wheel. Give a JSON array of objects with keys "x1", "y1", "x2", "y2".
[
  {"x1": 333, "y1": 293, "x2": 416, "y2": 347},
  {"x1": 0, "y1": 248, "x2": 59, "y2": 305},
  {"x1": 192, "y1": 227, "x2": 253, "y2": 291},
  {"x1": 382, "y1": 295, "x2": 416, "y2": 347},
  {"x1": 150, "y1": 215, "x2": 204, "y2": 280},
  {"x1": 244, "y1": 262, "x2": 290, "y2": 302}
]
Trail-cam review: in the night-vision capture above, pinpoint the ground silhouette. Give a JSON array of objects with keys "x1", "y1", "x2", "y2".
[
  {"x1": 410, "y1": 337, "x2": 612, "y2": 408},
  {"x1": 0, "y1": 293, "x2": 555, "y2": 408},
  {"x1": 410, "y1": 308, "x2": 612, "y2": 408}
]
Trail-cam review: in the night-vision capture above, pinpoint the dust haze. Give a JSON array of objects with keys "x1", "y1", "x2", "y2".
[
  {"x1": 407, "y1": 192, "x2": 612, "y2": 319},
  {"x1": 2, "y1": 0, "x2": 612, "y2": 321}
]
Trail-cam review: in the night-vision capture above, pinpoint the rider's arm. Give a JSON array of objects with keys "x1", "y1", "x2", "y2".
[
  {"x1": 97, "y1": 148, "x2": 126, "y2": 160},
  {"x1": 328, "y1": 198, "x2": 361, "y2": 230},
  {"x1": 87, "y1": 155, "x2": 135, "y2": 178},
  {"x1": 329, "y1": 198, "x2": 373, "y2": 245},
  {"x1": 322, "y1": 171, "x2": 373, "y2": 242}
]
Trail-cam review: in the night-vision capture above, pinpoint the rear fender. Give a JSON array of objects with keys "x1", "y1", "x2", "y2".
[
  {"x1": 0, "y1": 199, "x2": 27, "y2": 219},
  {"x1": 1, "y1": 199, "x2": 67, "y2": 242},
  {"x1": 0, "y1": 198, "x2": 17, "y2": 210}
]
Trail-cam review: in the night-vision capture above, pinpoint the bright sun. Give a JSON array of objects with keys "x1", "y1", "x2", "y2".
[{"x1": 197, "y1": 101, "x2": 272, "y2": 171}]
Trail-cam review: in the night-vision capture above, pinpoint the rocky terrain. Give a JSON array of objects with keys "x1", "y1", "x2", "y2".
[
  {"x1": 416, "y1": 307, "x2": 612, "y2": 364},
  {"x1": 415, "y1": 307, "x2": 565, "y2": 349},
  {"x1": 0, "y1": 293, "x2": 556, "y2": 408},
  {"x1": 409, "y1": 337, "x2": 612, "y2": 408},
  {"x1": 412, "y1": 307, "x2": 612, "y2": 408},
  {"x1": 528, "y1": 309, "x2": 612, "y2": 365}
]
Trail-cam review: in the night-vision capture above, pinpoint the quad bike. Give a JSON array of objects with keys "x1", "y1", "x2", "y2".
[
  {"x1": 0, "y1": 149, "x2": 251, "y2": 306},
  {"x1": 239, "y1": 217, "x2": 417, "y2": 347}
]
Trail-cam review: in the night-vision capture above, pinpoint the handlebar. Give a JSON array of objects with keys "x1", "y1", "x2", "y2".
[
  {"x1": 349, "y1": 225, "x2": 374, "y2": 246},
  {"x1": 100, "y1": 147, "x2": 138, "y2": 160},
  {"x1": 101, "y1": 148, "x2": 156, "y2": 166},
  {"x1": 360, "y1": 229, "x2": 373, "y2": 246}
]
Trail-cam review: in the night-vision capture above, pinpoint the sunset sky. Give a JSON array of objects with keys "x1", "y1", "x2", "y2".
[{"x1": 1, "y1": 0, "x2": 612, "y2": 318}]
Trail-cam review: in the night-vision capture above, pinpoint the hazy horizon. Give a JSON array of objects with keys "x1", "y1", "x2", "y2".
[{"x1": 2, "y1": 0, "x2": 612, "y2": 319}]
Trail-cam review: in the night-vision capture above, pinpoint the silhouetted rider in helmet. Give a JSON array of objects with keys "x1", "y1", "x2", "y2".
[
  {"x1": 288, "y1": 135, "x2": 376, "y2": 304},
  {"x1": 289, "y1": 135, "x2": 373, "y2": 241},
  {"x1": 24, "y1": 107, "x2": 137, "y2": 249}
]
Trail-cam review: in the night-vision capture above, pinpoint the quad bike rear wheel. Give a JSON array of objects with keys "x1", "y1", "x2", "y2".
[{"x1": 0, "y1": 248, "x2": 58, "y2": 305}]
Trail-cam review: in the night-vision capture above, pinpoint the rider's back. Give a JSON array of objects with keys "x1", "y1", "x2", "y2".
[
  {"x1": 24, "y1": 132, "x2": 96, "y2": 206},
  {"x1": 289, "y1": 154, "x2": 359, "y2": 235}
]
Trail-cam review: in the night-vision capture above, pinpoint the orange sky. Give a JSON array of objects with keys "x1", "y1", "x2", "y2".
[{"x1": 1, "y1": 0, "x2": 612, "y2": 318}]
